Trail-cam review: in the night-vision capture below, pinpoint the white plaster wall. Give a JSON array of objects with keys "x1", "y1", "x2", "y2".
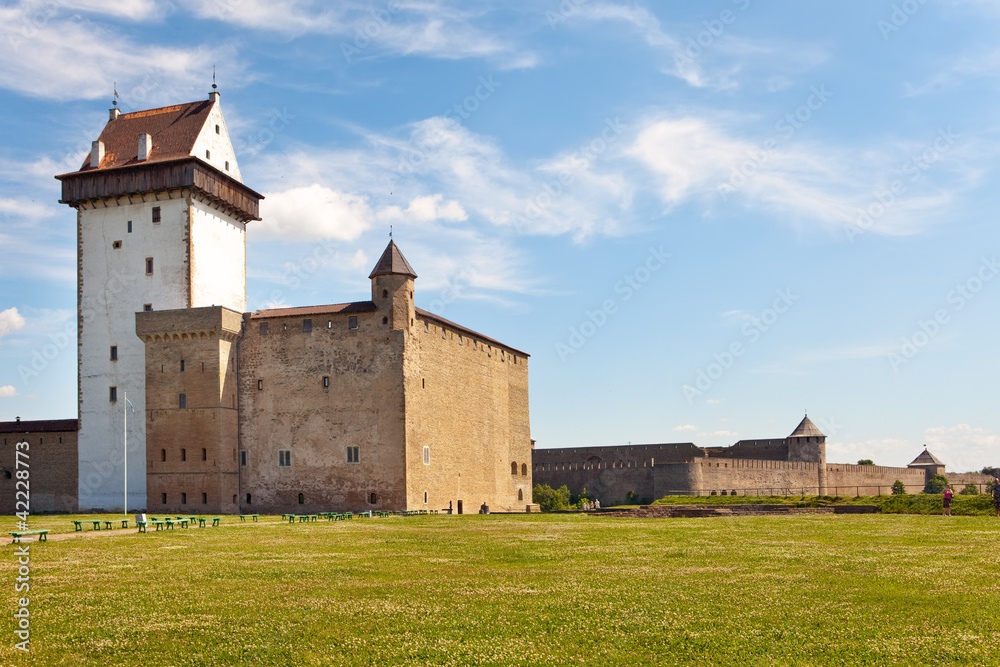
[
  {"x1": 78, "y1": 197, "x2": 189, "y2": 510},
  {"x1": 189, "y1": 198, "x2": 246, "y2": 311},
  {"x1": 191, "y1": 102, "x2": 242, "y2": 182}
]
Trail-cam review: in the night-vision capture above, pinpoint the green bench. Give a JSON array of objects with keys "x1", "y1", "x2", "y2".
[
  {"x1": 297, "y1": 514, "x2": 318, "y2": 522},
  {"x1": 239, "y1": 514, "x2": 259, "y2": 523},
  {"x1": 197, "y1": 517, "x2": 222, "y2": 528},
  {"x1": 10, "y1": 530, "x2": 49, "y2": 543},
  {"x1": 137, "y1": 518, "x2": 172, "y2": 533}
]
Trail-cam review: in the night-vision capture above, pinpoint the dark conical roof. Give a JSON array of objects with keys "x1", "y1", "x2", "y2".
[
  {"x1": 908, "y1": 448, "x2": 944, "y2": 467},
  {"x1": 368, "y1": 240, "x2": 417, "y2": 279},
  {"x1": 788, "y1": 415, "x2": 825, "y2": 438}
]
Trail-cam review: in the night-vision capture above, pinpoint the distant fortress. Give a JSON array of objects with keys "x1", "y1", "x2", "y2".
[{"x1": 532, "y1": 415, "x2": 993, "y2": 504}]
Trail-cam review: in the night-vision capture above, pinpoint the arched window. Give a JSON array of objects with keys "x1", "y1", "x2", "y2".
[
  {"x1": 246, "y1": 493, "x2": 251, "y2": 504},
  {"x1": 382, "y1": 289, "x2": 388, "y2": 298},
  {"x1": 518, "y1": 489, "x2": 523, "y2": 501},
  {"x1": 369, "y1": 492, "x2": 378, "y2": 505},
  {"x1": 298, "y1": 493, "x2": 304, "y2": 504},
  {"x1": 511, "y1": 461, "x2": 518, "y2": 475},
  {"x1": 232, "y1": 494, "x2": 237, "y2": 504},
  {"x1": 423, "y1": 491, "x2": 428, "y2": 504},
  {"x1": 161, "y1": 449, "x2": 166, "y2": 462},
  {"x1": 521, "y1": 463, "x2": 527, "y2": 476}
]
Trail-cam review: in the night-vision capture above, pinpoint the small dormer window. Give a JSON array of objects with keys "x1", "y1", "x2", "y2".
[
  {"x1": 225, "y1": 161, "x2": 229, "y2": 171},
  {"x1": 206, "y1": 150, "x2": 211, "y2": 159},
  {"x1": 215, "y1": 124, "x2": 220, "y2": 134}
]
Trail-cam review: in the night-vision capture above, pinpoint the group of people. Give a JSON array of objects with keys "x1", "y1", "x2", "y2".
[
  {"x1": 941, "y1": 478, "x2": 1000, "y2": 516},
  {"x1": 582, "y1": 499, "x2": 601, "y2": 511}
]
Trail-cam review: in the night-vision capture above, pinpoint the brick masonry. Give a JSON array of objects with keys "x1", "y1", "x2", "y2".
[
  {"x1": 138, "y1": 249, "x2": 532, "y2": 515},
  {"x1": 0, "y1": 420, "x2": 79, "y2": 513}
]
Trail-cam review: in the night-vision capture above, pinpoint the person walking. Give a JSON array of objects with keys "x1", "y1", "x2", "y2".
[
  {"x1": 992, "y1": 478, "x2": 1000, "y2": 518},
  {"x1": 942, "y1": 484, "x2": 954, "y2": 516}
]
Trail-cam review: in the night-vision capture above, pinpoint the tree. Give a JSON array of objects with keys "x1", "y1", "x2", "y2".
[
  {"x1": 857, "y1": 459, "x2": 874, "y2": 466},
  {"x1": 923, "y1": 474, "x2": 948, "y2": 494},
  {"x1": 959, "y1": 483, "x2": 979, "y2": 495},
  {"x1": 891, "y1": 480, "x2": 906, "y2": 495},
  {"x1": 532, "y1": 484, "x2": 571, "y2": 511}
]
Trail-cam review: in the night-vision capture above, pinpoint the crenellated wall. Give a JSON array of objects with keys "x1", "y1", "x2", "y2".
[{"x1": 532, "y1": 444, "x2": 971, "y2": 501}]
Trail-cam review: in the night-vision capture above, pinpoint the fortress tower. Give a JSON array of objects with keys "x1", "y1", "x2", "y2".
[
  {"x1": 56, "y1": 90, "x2": 261, "y2": 510},
  {"x1": 786, "y1": 414, "x2": 827, "y2": 494}
]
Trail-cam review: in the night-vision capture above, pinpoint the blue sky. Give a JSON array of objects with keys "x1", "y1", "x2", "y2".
[{"x1": 0, "y1": 0, "x2": 998, "y2": 472}]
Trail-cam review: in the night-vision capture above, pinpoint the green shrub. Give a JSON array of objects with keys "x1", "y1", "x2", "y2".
[
  {"x1": 959, "y1": 483, "x2": 979, "y2": 495},
  {"x1": 857, "y1": 459, "x2": 874, "y2": 466},
  {"x1": 532, "y1": 484, "x2": 571, "y2": 511},
  {"x1": 923, "y1": 474, "x2": 948, "y2": 494},
  {"x1": 891, "y1": 480, "x2": 906, "y2": 495}
]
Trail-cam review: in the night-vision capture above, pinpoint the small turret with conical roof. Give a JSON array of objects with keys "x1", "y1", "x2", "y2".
[
  {"x1": 787, "y1": 413, "x2": 827, "y2": 493},
  {"x1": 369, "y1": 240, "x2": 416, "y2": 332},
  {"x1": 907, "y1": 447, "x2": 946, "y2": 483}
]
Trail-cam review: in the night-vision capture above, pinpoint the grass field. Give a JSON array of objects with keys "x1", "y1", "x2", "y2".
[{"x1": 2, "y1": 512, "x2": 998, "y2": 666}]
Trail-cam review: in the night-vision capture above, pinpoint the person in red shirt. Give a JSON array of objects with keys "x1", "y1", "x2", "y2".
[{"x1": 942, "y1": 484, "x2": 954, "y2": 516}]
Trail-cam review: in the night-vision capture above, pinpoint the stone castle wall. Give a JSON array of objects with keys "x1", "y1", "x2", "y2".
[
  {"x1": 237, "y1": 306, "x2": 407, "y2": 514},
  {"x1": 406, "y1": 314, "x2": 531, "y2": 513},
  {"x1": 138, "y1": 306, "x2": 241, "y2": 514},
  {"x1": 532, "y1": 444, "x2": 971, "y2": 503},
  {"x1": 0, "y1": 421, "x2": 78, "y2": 513}
]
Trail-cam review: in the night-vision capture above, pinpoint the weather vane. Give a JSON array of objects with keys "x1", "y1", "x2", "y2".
[
  {"x1": 212, "y1": 66, "x2": 217, "y2": 90},
  {"x1": 389, "y1": 225, "x2": 393, "y2": 239}
]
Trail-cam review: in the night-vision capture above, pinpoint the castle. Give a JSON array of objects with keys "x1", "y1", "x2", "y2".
[
  {"x1": 0, "y1": 92, "x2": 990, "y2": 514},
  {"x1": 0, "y1": 90, "x2": 532, "y2": 514},
  {"x1": 531, "y1": 415, "x2": 993, "y2": 504}
]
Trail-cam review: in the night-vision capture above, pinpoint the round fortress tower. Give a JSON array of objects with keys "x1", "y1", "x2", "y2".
[{"x1": 787, "y1": 414, "x2": 827, "y2": 494}]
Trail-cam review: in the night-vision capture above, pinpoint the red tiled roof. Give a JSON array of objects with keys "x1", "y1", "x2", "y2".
[
  {"x1": 250, "y1": 302, "x2": 377, "y2": 318},
  {"x1": 73, "y1": 100, "x2": 213, "y2": 173},
  {"x1": 0, "y1": 419, "x2": 78, "y2": 433},
  {"x1": 416, "y1": 308, "x2": 529, "y2": 357}
]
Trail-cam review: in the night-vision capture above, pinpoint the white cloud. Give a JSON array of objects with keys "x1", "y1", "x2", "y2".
[
  {"x1": 180, "y1": 0, "x2": 345, "y2": 35},
  {"x1": 0, "y1": 3, "x2": 243, "y2": 103},
  {"x1": 627, "y1": 114, "x2": 971, "y2": 236},
  {"x1": 567, "y1": 2, "x2": 828, "y2": 90},
  {"x1": 378, "y1": 194, "x2": 467, "y2": 223},
  {"x1": 180, "y1": 0, "x2": 537, "y2": 68},
  {"x1": 699, "y1": 429, "x2": 737, "y2": 438},
  {"x1": 924, "y1": 424, "x2": 999, "y2": 472},
  {"x1": 903, "y1": 46, "x2": 1000, "y2": 96},
  {"x1": 706, "y1": 399, "x2": 724, "y2": 405},
  {"x1": 58, "y1": 0, "x2": 164, "y2": 21},
  {"x1": 258, "y1": 184, "x2": 374, "y2": 242},
  {"x1": 256, "y1": 115, "x2": 632, "y2": 242},
  {"x1": 827, "y1": 437, "x2": 915, "y2": 467},
  {"x1": 0, "y1": 385, "x2": 18, "y2": 397},
  {"x1": 673, "y1": 424, "x2": 698, "y2": 432},
  {"x1": 0, "y1": 308, "x2": 26, "y2": 342},
  {"x1": 0, "y1": 197, "x2": 52, "y2": 221}
]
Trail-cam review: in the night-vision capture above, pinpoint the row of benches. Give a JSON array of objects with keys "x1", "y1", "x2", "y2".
[
  {"x1": 10, "y1": 508, "x2": 445, "y2": 543},
  {"x1": 137, "y1": 517, "x2": 222, "y2": 532}
]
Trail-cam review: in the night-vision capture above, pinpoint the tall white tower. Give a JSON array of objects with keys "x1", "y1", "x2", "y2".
[{"x1": 56, "y1": 89, "x2": 261, "y2": 510}]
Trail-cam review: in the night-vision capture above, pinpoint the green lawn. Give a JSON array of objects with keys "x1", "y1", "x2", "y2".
[{"x1": 2, "y1": 513, "x2": 998, "y2": 666}]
